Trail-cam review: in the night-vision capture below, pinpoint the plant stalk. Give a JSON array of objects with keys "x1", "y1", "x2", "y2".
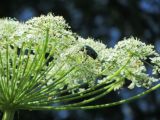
[{"x1": 2, "y1": 110, "x2": 15, "y2": 120}]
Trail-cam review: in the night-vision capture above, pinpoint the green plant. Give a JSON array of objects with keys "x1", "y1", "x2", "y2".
[{"x1": 0, "y1": 13, "x2": 160, "y2": 120}]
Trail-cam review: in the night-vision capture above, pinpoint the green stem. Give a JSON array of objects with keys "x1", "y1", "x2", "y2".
[
  {"x1": 19, "y1": 83, "x2": 160, "y2": 110},
  {"x1": 68, "y1": 83, "x2": 160, "y2": 110},
  {"x1": 2, "y1": 110, "x2": 15, "y2": 120}
]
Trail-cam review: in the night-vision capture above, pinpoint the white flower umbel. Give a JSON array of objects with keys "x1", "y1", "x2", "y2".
[{"x1": 0, "y1": 14, "x2": 160, "y2": 120}]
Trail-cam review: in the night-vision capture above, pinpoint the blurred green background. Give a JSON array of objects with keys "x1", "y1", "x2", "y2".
[{"x1": 0, "y1": 0, "x2": 160, "y2": 120}]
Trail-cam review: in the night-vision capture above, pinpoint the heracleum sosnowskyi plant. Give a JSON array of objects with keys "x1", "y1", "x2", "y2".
[{"x1": 0, "y1": 13, "x2": 160, "y2": 120}]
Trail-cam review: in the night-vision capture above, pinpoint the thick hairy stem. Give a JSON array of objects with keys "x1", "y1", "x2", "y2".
[{"x1": 2, "y1": 110, "x2": 15, "y2": 120}]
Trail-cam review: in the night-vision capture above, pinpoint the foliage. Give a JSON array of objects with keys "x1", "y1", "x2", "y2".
[{"x1": 0, "y1": 14, "x2": 160, "y2": 120}]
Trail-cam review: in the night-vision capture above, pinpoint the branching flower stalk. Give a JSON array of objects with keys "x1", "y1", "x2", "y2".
[{"x1": 0, "y1": 13, "x2": 160, "y2": 120}]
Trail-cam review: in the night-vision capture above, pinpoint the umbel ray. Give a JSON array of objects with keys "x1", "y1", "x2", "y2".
[{"x1": 0, "y1": 13, "x2": 160, "y2": 120}]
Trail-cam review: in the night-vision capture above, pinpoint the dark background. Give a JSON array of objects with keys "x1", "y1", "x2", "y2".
[{"x1": 0, "y1": 0, "x2": 160, "y2": 120}]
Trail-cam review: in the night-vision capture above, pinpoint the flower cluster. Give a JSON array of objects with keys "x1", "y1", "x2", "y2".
[
  {"x1": 151, "y1": 56, "x2": 160, "y2": 74},
  {"x1": 0, "y1": 14, "x2": 159, "y2": 112}
]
